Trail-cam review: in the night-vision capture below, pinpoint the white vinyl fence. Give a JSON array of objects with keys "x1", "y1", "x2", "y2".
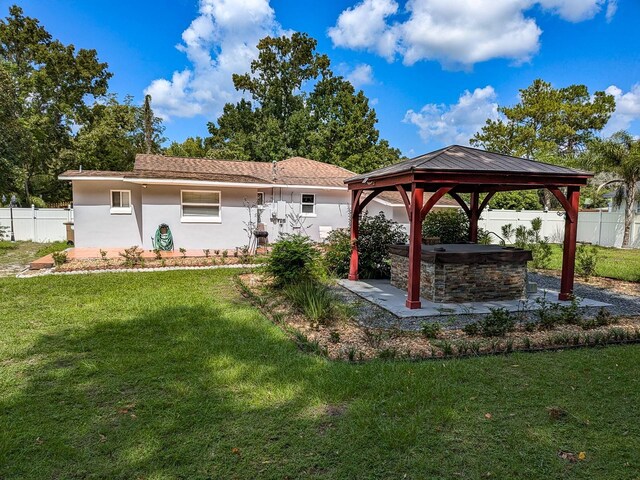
[
  {"x1": 0, "y1": 207, "x2": 72, "y2": 243},
  {"x1": 479, "y1": 209, "x2": 640, "y2": 248}
]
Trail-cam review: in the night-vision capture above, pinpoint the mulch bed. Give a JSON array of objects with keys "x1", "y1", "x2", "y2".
[
  {"x1": 55, "y1": 256, "x2": 254, "y2": 272},
  {"x1": 536, "y1": 268, "x2": 640, "y2": 296},
  {"x1": 238, "y1": 273, "x2": 640, "y2": 362}
]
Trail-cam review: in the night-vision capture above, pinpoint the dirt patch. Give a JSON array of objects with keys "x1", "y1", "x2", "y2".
[{"x1": 238, "y1": 273, "x2": 640, "y2": 361}]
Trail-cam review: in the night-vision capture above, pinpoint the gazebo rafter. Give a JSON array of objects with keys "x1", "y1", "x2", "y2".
[{"x1": 345, "y1": 145, "x2": 592, "y2": 309}]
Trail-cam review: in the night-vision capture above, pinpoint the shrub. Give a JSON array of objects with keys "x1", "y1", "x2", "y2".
[
  {"x1": 266, "y1": 234, "x2": 320, "y2": 286},
  {"x1": 119, "y1": 246, "x2": 143, "y2": 267},
  {"x1": 420, "y1": 322, "x2": 442, "y2": 339},
  {"x1": 530, "y1": 238, "x2": 552, "y2": 269},
  {"x1": 422, "y1": 209, "x2": 469, "y2": 244},
  {"x1": 284, "y1": 280, "x2": 334, "y2": 324},
  {"x1": 463, "y1": 308, "x2": 515, "y2": 337},
  {"x1": 324, "y1": 212, "x2": 407, "y2": 279},
  {"x1": 52, "y1": 250, "x2": 68, "y2": 266},
  {"x1": 576, "y1": 244, "x2": 599, "y2": 280},
  {"x1": 179, "y1": 247, "x2": 187, "y2": 258},
  {"x1": 477, "y1": 228, "x2": 492, "y2": 245}
]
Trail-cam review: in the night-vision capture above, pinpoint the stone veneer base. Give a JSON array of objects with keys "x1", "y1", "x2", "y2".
[{"x1": 390, "y1": 253, "x2": 527, "y2": 303}]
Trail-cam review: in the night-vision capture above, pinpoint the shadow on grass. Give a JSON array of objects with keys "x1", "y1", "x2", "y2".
[{"x1": 1, "y1": 271, "x2": 640, "y2": 479}]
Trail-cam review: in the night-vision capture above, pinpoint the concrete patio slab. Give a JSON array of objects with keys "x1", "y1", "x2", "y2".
[{"x1": 338, "y1": 279, "x2": 610, "y2": 318}]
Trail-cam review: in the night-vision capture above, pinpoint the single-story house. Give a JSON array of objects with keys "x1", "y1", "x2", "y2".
[{"x1": 59, "y1": 155, "x2": 456, "y2": 250}]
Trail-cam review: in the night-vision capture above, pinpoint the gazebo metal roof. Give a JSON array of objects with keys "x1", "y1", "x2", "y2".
[
  {"x1": 345, "y1": 145, "x2": 593, "y2": 310},
  {"x1": 347, "y1": 145, "x2": 590, "y2": 180}
]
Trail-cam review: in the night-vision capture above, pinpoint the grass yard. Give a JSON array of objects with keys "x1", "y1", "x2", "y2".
[
  {"x1": 1, "y1": 270, "x2": 639, "y2": 479},
  {"x1": 543, "y1": 244, "x2": 640, "y2": 282}
]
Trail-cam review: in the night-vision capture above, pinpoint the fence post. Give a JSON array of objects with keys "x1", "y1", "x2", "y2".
[{"x1": 32, "y1": 204, "x2": 36, "y2": 242}]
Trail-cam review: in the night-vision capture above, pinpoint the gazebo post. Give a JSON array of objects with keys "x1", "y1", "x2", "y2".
[
  {"x1": 348, "y1": 190, "x2": 362, "y2": 281},
  {"x1": 469, "y1": 192, "x2": 479, "y2": 243},
  {"x1": 559, "y1": 186, "x2": 580, "y2": 300},
  {"x1": 406, "y1": 184, "x2": 424, "y2": 309}
]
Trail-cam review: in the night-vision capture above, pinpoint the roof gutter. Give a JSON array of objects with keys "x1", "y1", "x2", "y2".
[{"x1": 60, "y1": 175, "x2": 347, "y2": 191}]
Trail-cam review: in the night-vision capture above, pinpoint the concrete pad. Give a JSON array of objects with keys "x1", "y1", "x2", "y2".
[{"x1": 338, "y1": 279, "x2": 610, "y2": 318}]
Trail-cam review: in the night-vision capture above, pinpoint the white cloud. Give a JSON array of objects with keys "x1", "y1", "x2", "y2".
[
  {"x1": 145, "y1": 0, "x2": 282, "y2": 119},
  {"x1": 345, "y1": 64, "x2": 375, "y2": 87},
  {"x1": 603, "y1": 84, "x2": 640, "y2": 135},
  {"x1": 403, "y1": 86, "x2": 499, "y2": 145},
  {"x1": 605, "y1": 0, "x2": 618, "y2": 21},
  {"x1": 329, "y1": 0, "x2": 616, "y2": 68},
  {"x1": 536, "y1": 0, "x2": 606, "y2": 22},
  {"x1": 328, "y1": 0, "x2": 399, "y2": 60}
]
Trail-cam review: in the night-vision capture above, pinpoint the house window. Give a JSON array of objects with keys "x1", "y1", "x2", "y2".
[
  {"x1": 110, "y1": 190, "x2": 131, "y2": 214},
  {"x1": 301, "y1": 193, "x2": 316, "y2": 216},
  {"x1": 257, "y1": 192, "x2": 265, "y2": 207},
  {"x1": 181, "y1": 190, "x2": 221, "y2": 222}
]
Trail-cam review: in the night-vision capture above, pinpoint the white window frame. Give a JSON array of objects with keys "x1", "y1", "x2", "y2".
[
  {"x1": 300, "y1": 193, "x2": 316, "y2": 217},
  {"x1": 256, "y1": 191, "x2": 265, "y2": 208},
  {"x1": 180, "y1": 189, "x2": 222, "y2": 223},
  {"x1": 110, "y1": 190, "x2": 132, "y2": 214}
]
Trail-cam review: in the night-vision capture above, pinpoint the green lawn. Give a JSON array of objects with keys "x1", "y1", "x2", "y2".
[
  {"x1": 544, "y1": 244, "x2": 640, "y2": 282},
  {"x1": 1, "y1": 270, "x2": 639, "y2": 479}
]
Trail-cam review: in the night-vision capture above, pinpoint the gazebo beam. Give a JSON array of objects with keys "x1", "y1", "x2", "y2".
[
  {"x1": 395, "y1": 185, "x2": 411, "y2": 217},
  {"x1": 469, "y1": 192, "x2": 480, "y2": 243},
  {"x1": 448, "y1": 191, "x2": 471, "y2": 217},
  {"x1": 348, "y1": 190, "x2": 362, "y2": 281},
  {"x1": 420, "y1": 187, "x2": 453, "y2": 221},
  {"x1": 559, "y1": 186, "x2": 581, "y2": 300},
  {"x1": 406, "y1": 184, "x2": 424, "y2": 309}
]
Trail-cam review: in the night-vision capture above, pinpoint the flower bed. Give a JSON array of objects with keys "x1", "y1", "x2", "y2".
[{"x1": 238, "y1": 273, "x2": 640, "y2": 361}]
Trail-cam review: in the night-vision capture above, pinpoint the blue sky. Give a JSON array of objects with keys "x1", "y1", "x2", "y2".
[{"x1": 5, "y1": 0, "x2": 640, "y2": 156}]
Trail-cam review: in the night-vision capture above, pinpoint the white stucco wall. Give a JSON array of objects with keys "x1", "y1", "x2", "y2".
[
  {"x1": 71, "y1": 180, "x2": 414, "y2": 249},
  {"x1": 70, "y1": 179, "x2": 461, "y2": 248},
  {"x1": 72, "y1": 181, "x2": 143, "y2": 247}
]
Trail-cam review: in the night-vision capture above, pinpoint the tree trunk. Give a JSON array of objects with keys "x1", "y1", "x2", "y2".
[{"x1": 622, "y1": 180, "x2": 636, "y2": 248}]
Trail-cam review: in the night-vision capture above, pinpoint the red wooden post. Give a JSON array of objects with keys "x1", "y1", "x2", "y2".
[
  {"x1": 469, "y1": 192, "x2": 479, "y2": 243},
  {"x1": 348, "y1": 190, "x2": 360, "y2": 281},
  {"x1": 406, "y1": 184, "x2": 424, "y2": 309},
  {"x1": 559, "y1": 186, "x2": 580, "y2": 300}
]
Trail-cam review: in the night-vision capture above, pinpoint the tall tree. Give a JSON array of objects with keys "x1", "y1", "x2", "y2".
[
  {"x1": 586, "y1": 131, "x2": 640, "y2": 248},
  {"x1": 64, "y1": 95, "x2": 165, "y2": 172},
  {"x1": 207, "y1": 33, "x2": 400, "y2": 172},
  {"x1": 0, "y1": 5, "x2": 111, "y2": 202},
  {"x1": 472, "y1": 79, "x2": 615, "y2": 158},
  {"x1": 165, "y1": 137, "x2": 209, "y2": 158},
  {"x1": 142, "y1": 94, "x2": 153, "y2": 154},
  {"x1": 471, "y1": 79, "x2": 615, "y2": 208}
]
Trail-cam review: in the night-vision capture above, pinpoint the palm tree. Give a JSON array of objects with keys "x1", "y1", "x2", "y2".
[{"x1": 589, "y1": 131, "x2": 640, "y2": 247}]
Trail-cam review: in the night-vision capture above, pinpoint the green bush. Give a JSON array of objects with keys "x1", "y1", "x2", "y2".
[
  {"x1": 51, "y1": 250, "x2": 68, "y2": 266},
  {"x1": 576, "y1": 244, "x2": 599, "y2": 280},
  {"x1": 463, "y1": 308, "x2": 515, "y2": 337},
  {"x1": 265, "y1": 234, "x2": 319, "y2": 286},
  {"x1": 530, "y1": 238, "x2": 552, "y2": 269},
  {"x1": 422, "y1": 209, "x2": 469, "y2": 244},
  {"x1": 284, "y1": 280, "x2": 334, "y2": 325},
  {"x1": 324, "y1": 212, "x2": 407, "y2": 279},
  {"x1": 420, "y1": 322, "x2": 441, "y2": 339}
]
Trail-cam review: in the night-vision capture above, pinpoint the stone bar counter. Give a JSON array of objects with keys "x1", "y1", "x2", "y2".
[{"x1": 389, "y1": 244, "x2": 533, "y2": 303}]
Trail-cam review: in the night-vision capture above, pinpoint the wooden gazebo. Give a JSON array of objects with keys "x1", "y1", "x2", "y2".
[{"x1": 344, "y1": 145, "x2": 593, "y2": 309}]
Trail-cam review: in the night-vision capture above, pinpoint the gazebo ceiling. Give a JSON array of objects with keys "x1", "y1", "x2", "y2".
[{"x1": 345, "y1": 145, "x2": 592, "y2": 189}]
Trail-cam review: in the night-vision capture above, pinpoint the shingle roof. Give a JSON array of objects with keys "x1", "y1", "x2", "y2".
[
  {"x1": 58, "y1": 155, "x2": 457, "y2": 208},
  {"x1": 346, "y1": 145, "x2": 591, "y2": 182}
]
